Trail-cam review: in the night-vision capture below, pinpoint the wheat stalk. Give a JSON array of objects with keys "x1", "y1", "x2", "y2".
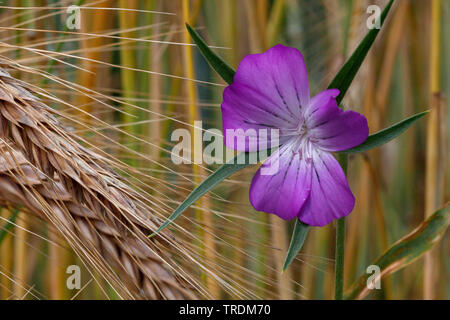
[{"x1": 0, "y1": 62, "x2": 196, "y2": 300}]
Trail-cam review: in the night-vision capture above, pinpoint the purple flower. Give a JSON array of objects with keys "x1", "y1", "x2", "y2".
[{"x1": 221, "y1": 44, "x2": 369, "y2": 227}]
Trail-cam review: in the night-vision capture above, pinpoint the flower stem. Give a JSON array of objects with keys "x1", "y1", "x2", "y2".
[
  {"x1": 335, "y1": 217, "x2": 346, "y2": 299},
  {"x1": 335, "y1": 154, "x2": 348, "y2": 300}
]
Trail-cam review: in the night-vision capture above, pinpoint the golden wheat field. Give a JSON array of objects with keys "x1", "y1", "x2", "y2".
[{"x1": 0, "y1": 0, "x2": 448, "y2": 302}]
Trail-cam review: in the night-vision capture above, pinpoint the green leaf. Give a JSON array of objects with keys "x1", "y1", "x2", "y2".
[
  {"x1": 150, "y1": 151, "x2": 270, "y2": 237},
  {"x1": 340, "y1": 111, "x2": 429, "y2": 154},
  {"x1": 0, "y1": 210, "x2": 19, "y2": 245},
  {"x1": 344, "y1": 204, "x2": 449, "y2": 300},
  {"x1": 328, "y1": 0, "x2": 394, "y2": 104},
  {"x1": 283, "y1": 220, "x2": 310, "y2": 271},
  {"x1": 186, "y1": 23, "x2": 235, "y2": 85}
]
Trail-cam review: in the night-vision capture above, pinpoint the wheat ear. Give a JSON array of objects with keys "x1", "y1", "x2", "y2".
[{"x1": 0, "y1": 63, "x2": 197, "y2": 299}]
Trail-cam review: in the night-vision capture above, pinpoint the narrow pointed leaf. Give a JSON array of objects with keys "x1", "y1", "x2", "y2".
[
  {"x1": 186, "y1": 23, "x2": 235, "y2": 85},
  {"x1": 328, "y1": 0, "x2": 394, "y2": 104},
  {"x1": 150, "y1": 151, "x2": 271, "y2": 237},
  {"x1": 0, "y1": 210, "x2": 19, "y2": 244},
  {"x1": 340, "y1": 111, "x2": 428, "y2": 154},
  {"x1": 283, "y1": 220, "x2": 310, "y2": 271},
  {"x1": 345, "y1": 204, "x2": 449, "y2": 300}
]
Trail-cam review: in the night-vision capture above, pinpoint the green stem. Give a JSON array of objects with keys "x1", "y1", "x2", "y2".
[{"x1": 335, "y1": 154, "x2": 348, "y2": 300}]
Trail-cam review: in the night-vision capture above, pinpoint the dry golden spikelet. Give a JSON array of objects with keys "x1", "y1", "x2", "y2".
[{"x1": 0, "y1": 65, "x2": 197, "y2": 300}]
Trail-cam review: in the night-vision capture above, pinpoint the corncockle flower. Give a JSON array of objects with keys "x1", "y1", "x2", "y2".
[{"x1": 222, "y1": 44, "x2": 369, "y2": 226}]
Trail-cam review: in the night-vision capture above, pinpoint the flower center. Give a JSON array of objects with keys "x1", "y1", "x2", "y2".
[
  {"x1": 283, "y1": 122, "x2": 311, "y2": 156},
  {"x1": 297, "y1": 122, "x2": 308, "y2": 137}
]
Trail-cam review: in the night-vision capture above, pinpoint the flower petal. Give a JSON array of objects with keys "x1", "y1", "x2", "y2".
[
  {"x1": 306, "y1": 91, "x2": 369, "y2": 152},
  {"x1": 222, "y1": 84, "x2": 292, "y2": 151},
  {"x1": 304, "y1": 89, "x2": 340, "y2": 119},
  {"x1": 222, "y1": 44, "x2": 310, "y2": 151},
  {"x1": 249, "y1": 142, "x2": 312, "y2": 220},
  {"x1": 298, "y1": 149, "x2": 355, "y2": 226}
]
